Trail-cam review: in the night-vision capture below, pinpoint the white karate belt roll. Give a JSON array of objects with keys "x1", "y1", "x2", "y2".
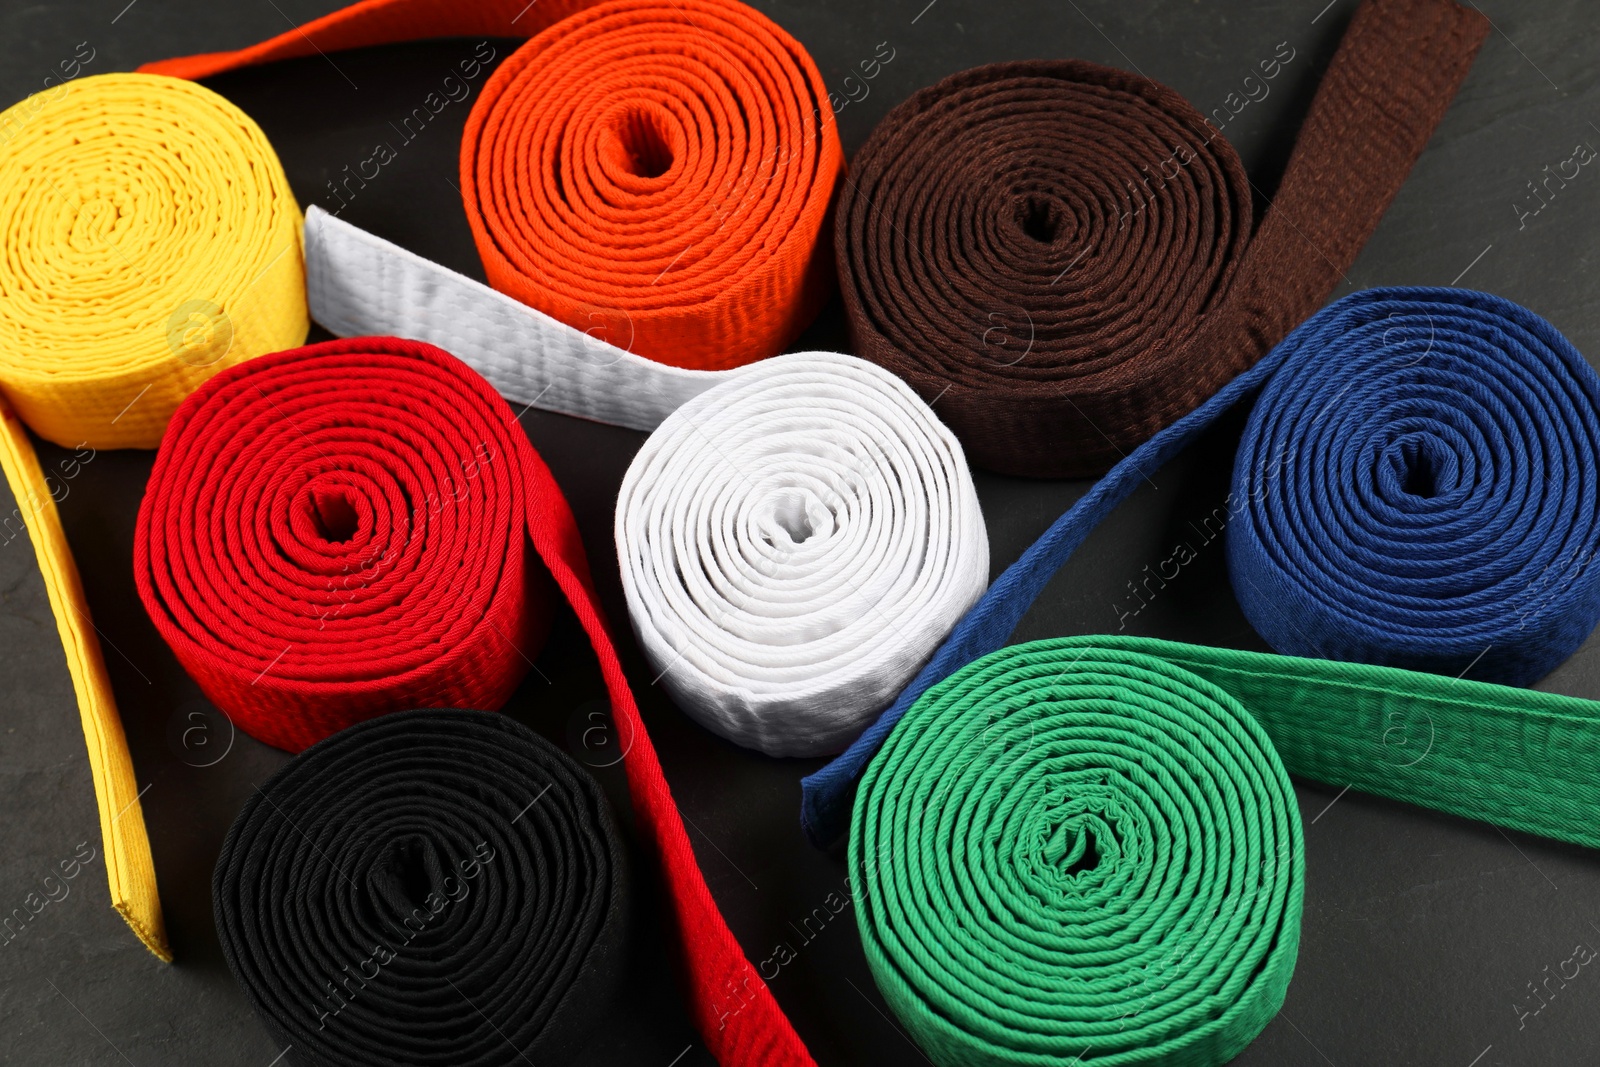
[
  {"x1": 303, "y1": 205, "x2": 728, "y2": 430},
  {"x1": 615, "y1": 352, "x2": 989, "y2": 757}
]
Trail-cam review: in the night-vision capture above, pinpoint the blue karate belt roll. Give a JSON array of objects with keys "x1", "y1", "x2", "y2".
[{"x1": 802, "y1": 287, "x2": 1600, "y2": 847}]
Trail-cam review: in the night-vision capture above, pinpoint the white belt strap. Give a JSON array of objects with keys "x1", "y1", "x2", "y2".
[{"x1": 303, "y1": 205, "x2": 731, "y2": 431}]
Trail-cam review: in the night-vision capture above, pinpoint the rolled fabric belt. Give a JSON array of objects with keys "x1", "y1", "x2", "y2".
[
  {"x1": 1228, "y1": 291, "x2": 1600, "y2": 686},
  {"x1": 303, "y1": 205, "x2": 727, "y2": 431},
  {"x1": 136, "y1": 337, "x2": 816, "y2": 1065},
  {"x1": 0, "y1": 73, "x2": 307, "y2": 449},
  {"x1": 144, "y1": 0, "x2": 844, "y2": 401},
  {"x1": 214, "y1": 708, "x2": 629, "y2": 1067},
  {"x1": 854, "y1": 639, "x2": 1302, "y2": 1067},
  {"x1": 615, "y1": 352, "x2": 988, "y2": 757},
  {"x1": 134, "y1": 338, "x2": 553, "y2": 751},
  {"x1": 837, "y1": 0, "x2": 1487, "y2": 477},
  {"x1": 854, "y1": 633, "x2": 1600, "y2": 1066},
  {"x1": 803, "y1": 287, "x2": 1600, "y2": 847},
  {"x1": 0, "y1": 71, "x2": 308, "y2": 960}
]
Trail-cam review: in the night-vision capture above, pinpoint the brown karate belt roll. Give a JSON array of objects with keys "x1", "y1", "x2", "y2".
[{"x1": 837, "y1": 0, "x2": 1487, "y2": 477}]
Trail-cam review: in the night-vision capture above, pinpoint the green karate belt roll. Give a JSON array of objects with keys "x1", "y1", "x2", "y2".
[{"x1": 852, "y1": 635, "x2": 1600, "y2": 1066}]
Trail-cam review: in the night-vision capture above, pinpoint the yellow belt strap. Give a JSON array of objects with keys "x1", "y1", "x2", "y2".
[{"x1": 0, "y1": 72, "x2": 310, "y2": 960}]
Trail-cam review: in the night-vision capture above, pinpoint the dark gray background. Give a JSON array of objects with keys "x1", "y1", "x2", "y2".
[{"x1": 1, "y1": 1, "x2": 1596, "y2": 1064}]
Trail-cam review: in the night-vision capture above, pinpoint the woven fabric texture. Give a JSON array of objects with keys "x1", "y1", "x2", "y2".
[
  {"x1": 836, "y1": 0, "x2": 1487, "y2": 477},
  {"x1": 139, "y1": 0, "x2": 619, "y2": 79},
  {"x1": 144, "y1": 0, "x2": 844, "y2": 373},
  {"x1": 854, "y1": 639, "x2": 1303, "y2": 1067},
  {"x1": 1228, "y1": 291, "x2": 1600, "y2": 685},
  {"x1": 136, "y1": 337, "x2": 816, "y2": 1066},
  {"x1": 0, "y1": 71, "x2": 308, "y2": 962},
  {"x1": 0, "y1": 403, "x2": 168, "y2": 960},
  {"x1": 214, "y1": 709, "x2": 630, "y2": 1067},
  {"x1": 304, "y1": 206, "x2": 732, "y2": 430},
  {"x1": 134, "y1": 340, "x2": 555, "y2": 751},
  {"x1": 804, "y1": 288, "x2": 1600, "y2": 847},
  {"x1": 615, "y1": 352, "x2": 988, "y2": 757},
  {"x1": 856, "y1": 632, "x2": 1600, "y2": 1064},
  {"x1": 0, "y1": 73, "x2": 307, "y2": 450}
]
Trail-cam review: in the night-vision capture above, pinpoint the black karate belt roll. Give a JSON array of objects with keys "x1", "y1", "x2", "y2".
[{"x1": 213, "y1": 709, "x2": 629, "y2": 1067}]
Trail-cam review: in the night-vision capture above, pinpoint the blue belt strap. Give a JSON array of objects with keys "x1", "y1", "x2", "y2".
[{"x1": 801, "y1": 287, "x2": 1600, "y2": 848}]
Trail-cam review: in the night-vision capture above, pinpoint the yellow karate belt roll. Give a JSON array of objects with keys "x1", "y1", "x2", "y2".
[{"x1": 0, "y1": 72, "x2": 308, "y2": 960}]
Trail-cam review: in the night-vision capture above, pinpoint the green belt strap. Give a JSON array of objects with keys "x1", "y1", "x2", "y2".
[{"x1": 851, "y1": 635, "x2": 1600, "y2": 1067}]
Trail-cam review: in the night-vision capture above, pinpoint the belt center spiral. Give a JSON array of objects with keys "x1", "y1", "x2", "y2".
[
  {"x1": 368, "y1": 832, "x2": 451, "y2": 917},
  {"x1": 1028, "y1": 774, "x2": 1128, "y2": 893},
  {"x1": 1042, "y1": 810, "x2": 1116, "y2": 880},
  {"x1": 309, "y1": 483, "x2": 363, "y2": 543},
  {"x1": 1382, "y1": 432, "x2": 1460, "y2": 501},
  {"x1": 69, "y1": 194, "x2": 125, "y2": 250},
  {"x1": 608, "y1": 102, "x2": 679, "y2": 181},
  {"x1": 288, "y1": 472, "x2": 383, "y2": 558},
  {"x1": 1014, "y1": 192, "x2": 1072, "y2": 246},
  {"x1": 763, "y1": 487, "x2": 831, "y2": 547}
]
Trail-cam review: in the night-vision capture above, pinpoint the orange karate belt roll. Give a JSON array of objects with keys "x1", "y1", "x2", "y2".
[{"x1": 144, "y1": 0, "x2": 844, "y2": 372}]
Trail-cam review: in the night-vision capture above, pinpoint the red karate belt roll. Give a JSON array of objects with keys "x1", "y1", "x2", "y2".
[{"x1": 134, "y1": 337, "x2": 814, "y2": 1065}]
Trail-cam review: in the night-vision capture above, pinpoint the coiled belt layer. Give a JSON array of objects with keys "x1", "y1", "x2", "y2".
[
  {"x1": 837, "y1": 0, "x2": 1487, "y2": 476},
  {"x1": 146, "y1": 0, "x2": 843, "y2": 381},
  {"x1": 0, "y1": 71, "x2": 308, "y2": 960},
  {"x1": 214, "y1": 709, "x2": 630, "y2": 1067},
  {"x1": 853, "y1": 632, "x2": 1600, "y2": 1065},
  {"x1": 1228, "y1": 290, "x2": 1600, "y2": 685},
  {"x1": 854, "y1": 640, "x2": 1302, "y2": 1067},
  {"x1": 303, "y1": 207, "x2": 727, "y2": 431},
  {"x1": 615, "y1": 352, "x2": 988, "y2": 757}
]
